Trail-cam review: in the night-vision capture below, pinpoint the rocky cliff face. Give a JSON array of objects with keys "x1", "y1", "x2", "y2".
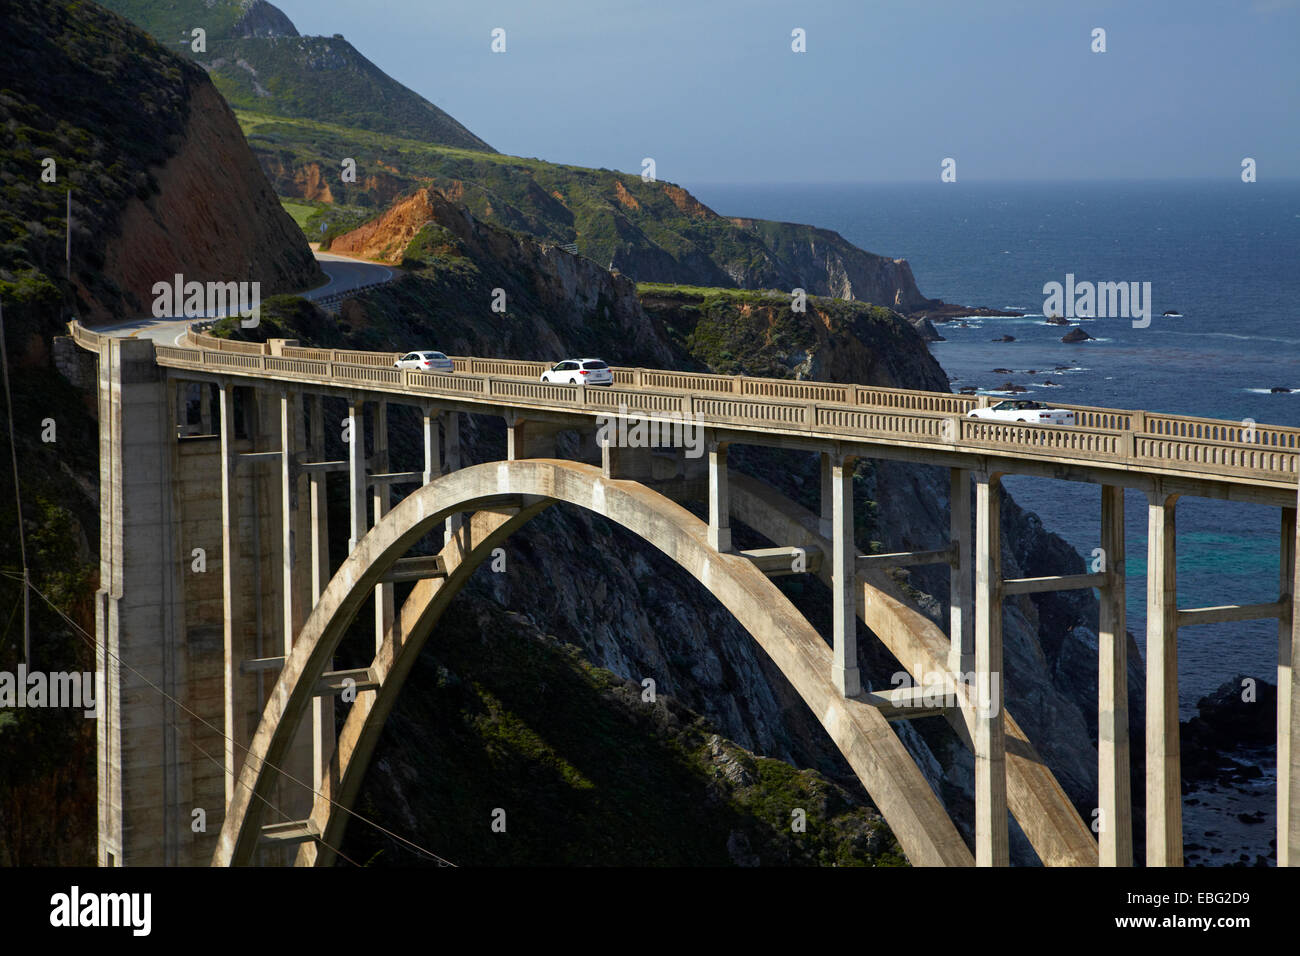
[
  {"x1": 329, "y1": 188, "x2": 442, "y2": 264},
  {"x1": 725, "y1": 218, "x2": 935, "y2": 312},
  {"x1": 94, "y1": 80, "x2": 320, "y2": 322},
  {"x1": 0, "y1": 0, "x2": 320, "y2": 327},
  {"x1": 231, "y1": 0, "x2": 298, "y2": 38},
  {"x1": 331, "y1": 187, "x2": 675, "y2": 367}
]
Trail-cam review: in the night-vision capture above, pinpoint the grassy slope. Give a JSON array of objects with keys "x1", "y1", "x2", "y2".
[
  {"x1": 93, "y1": 0, "x2": 250, "y2": 46},
  {"x1": 96, "y1": 0, "x2": 495, "y2": 150},
  {"x1": 279, "y1": 198, "x2": 317, "y2": 229},
  {"x1": 237, "y1": 111, "x2": 848, "y2": 289}
]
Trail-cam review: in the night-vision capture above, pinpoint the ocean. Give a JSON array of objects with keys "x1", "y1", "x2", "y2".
[{"x1": 691, "y1": 180, "x2": 1300, "y2": 717}]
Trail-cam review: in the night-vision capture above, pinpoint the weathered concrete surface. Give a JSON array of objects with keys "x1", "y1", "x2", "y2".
[{"x1": 96, "y1": 338, "x2": 186, "y2": 866}]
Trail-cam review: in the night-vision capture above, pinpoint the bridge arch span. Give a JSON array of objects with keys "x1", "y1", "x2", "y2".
[{"x1": 215, "y1": 459, "x2": 973, "y2": 867}]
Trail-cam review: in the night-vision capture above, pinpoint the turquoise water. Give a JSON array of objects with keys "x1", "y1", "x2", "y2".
[{"x1": 693, "y1": 180, "x2": 1300, "y2": 714}]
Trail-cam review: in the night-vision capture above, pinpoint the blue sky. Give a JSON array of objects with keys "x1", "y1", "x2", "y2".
[{"x1": 273, "y1": 0, "x2": 1300, "y2": 184}]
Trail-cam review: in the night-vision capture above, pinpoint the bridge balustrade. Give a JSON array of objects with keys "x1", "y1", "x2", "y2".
[{"x1": 69, "y1": 322, "x2": 1300, "y2": 485}]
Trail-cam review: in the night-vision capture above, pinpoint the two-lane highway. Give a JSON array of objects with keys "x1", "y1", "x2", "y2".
[{"x1": 93, "y1": 250, "x2": 395, "y2": 345}]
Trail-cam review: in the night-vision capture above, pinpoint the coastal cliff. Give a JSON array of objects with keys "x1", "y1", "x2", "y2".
[
  {"x1": 1, "y1": 0, "x2": 319, "y2": 328},
  {"x1": 96, "y1": 81, "x2": 320, "y2": 322}
]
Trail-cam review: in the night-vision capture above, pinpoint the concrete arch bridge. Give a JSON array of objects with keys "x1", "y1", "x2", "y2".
[{"x1": 67, "y1": 322, "x2": 1300, "y2": 867}]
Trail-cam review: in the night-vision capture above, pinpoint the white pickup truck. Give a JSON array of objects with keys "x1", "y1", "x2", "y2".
[{"x1": 967, "y1": 399, "x2": 1075, "y2": 426}]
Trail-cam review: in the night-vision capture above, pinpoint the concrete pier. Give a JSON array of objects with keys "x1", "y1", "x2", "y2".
[
  {"x1": 1145, "y1": 491, "x2": 1182, "y2": 867},
  {"x1": 973, "y1": 473, "x2": 1008, "y2": 867},
  {"x1": 1098, "y1": 485, "x2": 1132, "y2": 866}
]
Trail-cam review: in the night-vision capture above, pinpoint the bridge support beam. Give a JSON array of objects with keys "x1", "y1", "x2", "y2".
[
  {"x1": 1098, "y1": 484, "x2": 1132, "y2": 866},
  {"x1": 308, "y1": 394, "x2": 334, "y2": 792},
  {"x1": 949, "y1": 468, "x2": 974, "y2": 676},
  {"x1": 199, "y1": 381, "x2": 213, "y2": 435},
  {"x1": 443, "y1": 412, "x2": 463, "y2": 547},
  {"x1": 508, "y1": 415, "x2": 562, "y2": 460},
  {"x1": 708, "y1": 439, "x2": 731, "y2": 552},
  {"x1": 1145, "y1": 491, "x2": 1182, "y2": 866},
  {"x1": 220, "y1": 384, "x2": 245, "y2": 807},
  {"x1": 819, "y1": 451, "x2": 834, "y2": 539},
  {"x1": 974, "y1": 472, "x2": 1008, "y2": 866},
  {"x1": 306, "y1": 396, "x2": 329, "y2": 602},
  {"x1": 830, "y1": 453, "x2": 861, "y2": 698},
  {"x1": 422, "y1": 407, "x2": 438, "y2": 486},
  {"x1": 347, "y1": 401, "x2": 367, "y2": 552},
  {"x1": 1281, "y1": 504, "x2": 1299, "y2": 866},
  {"x1": 279, "y1": 391, "x2": 301, "y2": 658},
  {"x1": 372, "y1": 401, "x2": 393, "y2": 653}
]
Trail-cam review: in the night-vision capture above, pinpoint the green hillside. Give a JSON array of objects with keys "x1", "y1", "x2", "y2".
[
  {"x1": 94, "y1": 0, "x2": 253, "y2": 45},
  {"x1": 240, "y1": 111, "x2": 928, "y2": 302},
  {"x1": 97, "y1": 0, "x2": 494, "y2": 150}
]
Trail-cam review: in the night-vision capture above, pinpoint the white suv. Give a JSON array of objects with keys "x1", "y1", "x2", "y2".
[
  {"x1": 541, "y1": 358, "x2": 613, "y2": 386},
  {"x1": 395, "y1": 351, "x2": 454, "y2": 372}
]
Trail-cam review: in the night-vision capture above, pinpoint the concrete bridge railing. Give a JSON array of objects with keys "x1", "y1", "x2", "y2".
[{"x1": 139, "y1": 335, "x2": 1299, "y2": 486}]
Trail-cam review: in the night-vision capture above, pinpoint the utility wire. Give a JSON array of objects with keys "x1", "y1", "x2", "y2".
[
  {"x1": 0, "y1": 588, "x2": 362, "y2": 869},
  {"x1": 5, "y1": 569, "x2": 455, "y2": 867},
  {"x1": 0, "y1": 300, "x2": 31, "y2": 664}
]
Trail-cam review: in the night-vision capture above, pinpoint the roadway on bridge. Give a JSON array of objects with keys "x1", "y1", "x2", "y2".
[{"x1": 91, "y1": 250, "x2": 395, "y2": 346}]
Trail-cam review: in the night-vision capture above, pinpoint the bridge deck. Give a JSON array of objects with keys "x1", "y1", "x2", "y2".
[{"x1": 71, "y1": 322, "x2": 1300, "y2": 504}]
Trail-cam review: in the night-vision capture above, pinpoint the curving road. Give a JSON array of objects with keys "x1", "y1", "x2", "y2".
[
  {"x1": 94, "y1": 250, "x2": 395, "y2": 346},
  {"x1": 304, "y1": 250, "x2": 394, "y2": 302}
]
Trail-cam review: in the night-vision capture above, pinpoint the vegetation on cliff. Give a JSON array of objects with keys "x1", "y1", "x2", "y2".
[
  {"x1": 97, "y1": 0, "x2": 495, "y2": 150},
  {"x1": 1, "y1": 0, "x2": 200, "y2": 336},
  {"x1": 344, "y1": 601, "x2": 905, "y2": 866},
  {"x1": 239, "y1": 109, "x2": 930, "y2": 306},
  {"x1": 0, "y1": 0, "x2": 315, "y2": 864},
  {"x1": 638, "y1": 282, "x2": 944, "y2": 387}
]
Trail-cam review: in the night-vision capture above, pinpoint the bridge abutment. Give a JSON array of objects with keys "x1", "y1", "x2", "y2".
[{"x1": 95, "y1": 338, "x2": 187, "y2": 866}]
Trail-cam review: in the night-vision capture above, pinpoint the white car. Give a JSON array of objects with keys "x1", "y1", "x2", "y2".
[
  {"x1": 394, "y1": 351, "x2": 454, "y2": 372},
  {"x1": 541, "y1": 358, "x2": 613, "y2": 386},
  {"x1": 967, "y1": 399, "x2": 1075, "y2": 426}
]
